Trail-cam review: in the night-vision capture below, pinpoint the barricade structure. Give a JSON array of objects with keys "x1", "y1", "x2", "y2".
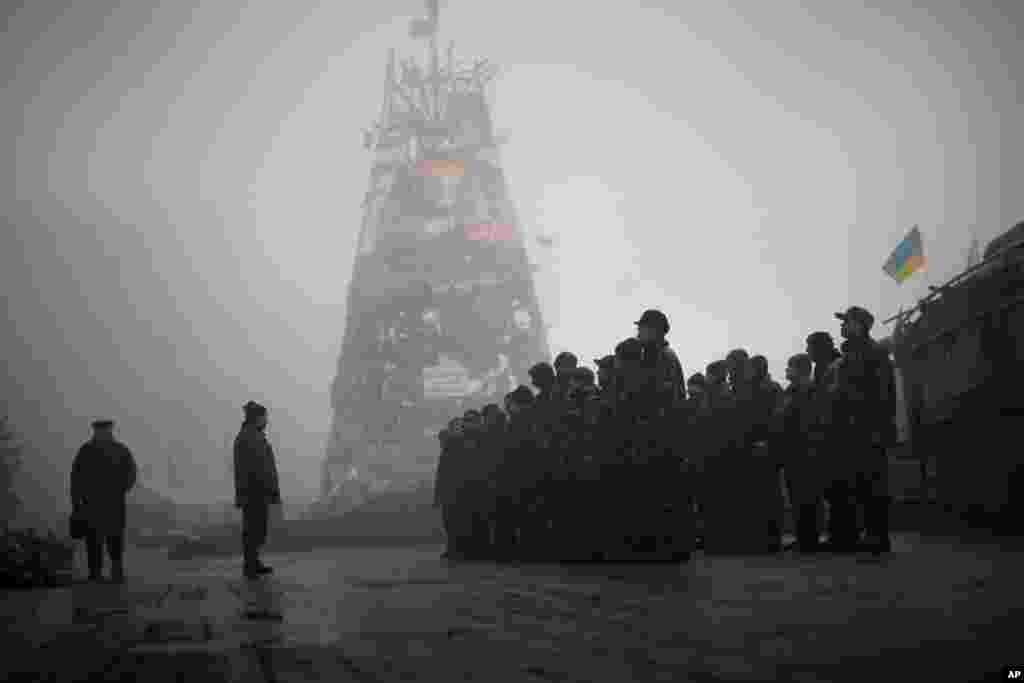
[{"x1": 322, "y1": 2, "x2": 550, "y2": 508}]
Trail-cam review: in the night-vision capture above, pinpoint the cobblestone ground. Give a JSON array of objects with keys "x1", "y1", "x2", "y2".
[{"x1": 2, "y1": 534, "x2": 1021, "y2": 682}]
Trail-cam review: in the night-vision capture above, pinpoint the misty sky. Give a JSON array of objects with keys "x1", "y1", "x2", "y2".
[{"x1": 2, "y1": 0, "x2": 1021, "y2": 506}]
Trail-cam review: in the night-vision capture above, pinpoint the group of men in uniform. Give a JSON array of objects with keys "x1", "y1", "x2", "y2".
[{"x1": 433, "y1": 305, "x2": 898, "y2": 562}]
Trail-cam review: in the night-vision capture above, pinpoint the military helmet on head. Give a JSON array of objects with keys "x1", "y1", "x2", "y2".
[
  {"x1": 635, "y1": 309, "x2": 670, "y2": 334},
  {"x1": 553, "y1": 352, "x2": 578, "y2": 371},
  {"x1": 706, "y1": 360, "x2": 728, "y2": 380},
  {"x1": 806, "y1": 331, "x2": 835, "y2": 349},
  {"x1": 726, "y1": 348, "x2": 749, "y2": 364},
  {"x1": 615, "y1": 337, "x2": 644, "y2": 362},
  {"x1": 787, "y1": 353, "x2": 812, "y2": 375}
]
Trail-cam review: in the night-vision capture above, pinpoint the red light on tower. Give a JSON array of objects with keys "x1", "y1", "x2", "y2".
[{"x1": 463, "y1": 223, "x2": 513, "y2": 241}]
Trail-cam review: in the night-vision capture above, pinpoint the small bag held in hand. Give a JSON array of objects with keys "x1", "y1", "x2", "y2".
[{"x1": 69, "y1": 509, "x2": 88, "y2": 540}]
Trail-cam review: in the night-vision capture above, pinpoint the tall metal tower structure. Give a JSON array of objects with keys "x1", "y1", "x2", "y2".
[{"x1": 321, "y1": 1, "x2": 550, "y2": 508}]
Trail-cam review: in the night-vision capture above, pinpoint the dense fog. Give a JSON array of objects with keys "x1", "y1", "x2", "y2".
[{"x1": 2, "y1": 0, "x2": 1021, "y2": 526}]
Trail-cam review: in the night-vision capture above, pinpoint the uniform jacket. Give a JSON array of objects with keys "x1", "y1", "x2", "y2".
[
  {"x1": 832, "y1": 337, "x2": 898, "y2": 444},
  {"x1": 233, "y1": 424, "x2": 281, "y2": 507},
  {"x1": 70, "y1": 438, "x2": 137, "y2": 536},
  {"x1": 747, "y1": 379, "x2": 784, "y2": 445},
  {"x1": 641, "y1": 341, "x2": 685, "y2": 414},
  {"x1": 498, "y1": 414, "x2": 539, "y2": 495},
  {"x1": 774, "y1": 383, "x2": 817, "y2": 448}
]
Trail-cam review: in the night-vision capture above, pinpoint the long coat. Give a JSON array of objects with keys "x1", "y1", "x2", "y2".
[
  {"x1": 70, "y1": 439, "x2": 137, "y2": 536},
  {"x1": 233, "y1": 425, "x2": 281, "y2": 508}
]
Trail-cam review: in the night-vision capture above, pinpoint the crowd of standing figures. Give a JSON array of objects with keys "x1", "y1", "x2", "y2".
[{"x1": 433, "y1": 306, "x2": 898, "y2": 562}]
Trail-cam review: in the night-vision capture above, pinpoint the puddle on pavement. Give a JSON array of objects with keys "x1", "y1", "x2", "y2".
[{"x1": 347, "y1": 577, "x2": 452, "y2": 589}]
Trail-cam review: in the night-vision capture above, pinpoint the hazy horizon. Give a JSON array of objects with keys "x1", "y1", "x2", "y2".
[{"x1": 2, "y1": 0, "x2": 1021, "y2": 519}]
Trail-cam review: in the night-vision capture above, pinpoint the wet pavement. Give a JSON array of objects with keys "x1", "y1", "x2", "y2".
[{"x1": 2, "y1": 533, "x2": 1021, "y2": 681}]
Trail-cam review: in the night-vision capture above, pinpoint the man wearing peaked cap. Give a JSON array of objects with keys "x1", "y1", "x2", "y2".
[
  {"x1": 635, "y1": 309, "x2": 670, "y2": 335},
  {"x1": 71, "y1": 418, "x2": 137, "y2": 582},
  {"x1": 828, "y1": 305, "x2": 897, "y2": 555},
  {"x1": 234, "y1": 400, "x2": 281, "y2": 578},
  {"x1": 634, "y1": 308, "x2": 684, "y2": 413},
  {"x1": 835, "y1": 306, "x2": 875, "y2": 334}
]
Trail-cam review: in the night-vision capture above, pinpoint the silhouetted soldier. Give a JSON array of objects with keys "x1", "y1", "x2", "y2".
[
  {"x1": 635, "y1": 309, "x2": 685, "y2": 416},
  {"x1": 705, "y1": 360, "x2": 730, "y2": 397},
  {"x1": 682, "y1": 372, "x2": 708, "y2": 536},
  {"x1": 529, "y1": 362, "x2": 558, "y2": 402},
  {"x1": 528, "y1": 361, "x2": 560, "y2": 465},
  {"x1": 599, "y1": 338, "x2": 646, "y2": 559},
  {"x1": 725, "y1": 349, "x2": 751, "y2": 397},
  {"x1": 552, "y1": 366, "x2": 597, "y2": 559},
  {"x1": 745, "y1": 355, "x2": 783, "y2": 445},
  {"x1": 682, "y1": 373, "x2": 707, "y2": 456},
  {"x1": 460, "y1": 410, "x2": 489, "y2": 557},
  {"x1": 805, "y1": 331, "x2": 842, "y2": 548},
  {"x1": 553, "y1": 352, "x2": 578, "y2": 400},
  {"x1": 234, "y1": 402, "x2": 281, "y2": 578},
  {"x1": 703, "y1": 355, "x2": 771, "y2": 553},
  {"x1": 435, "y1": 417, "x2": 464, "y2": 558},
  {"x1": 685, "y1": 373, "x2": 706, "y2": 406},
  {"x1": 70, "y1": 419, "x2": 137, "y2": 583},
  {"x1": 806, "y1": 332, "x2": 841, "y2": 389},
  {"x1": 635, "y1": 309, "x2": 687, "y2": 557},
  {"x1": 433, "y1": 421, "x2": 454, "y2": 552},
  {"x1": 775, "y1": 354, "x2": 823, "y2": 552},
  {"x1": 495, "y1": 386, "x2": 536, "y2": 558},
  {"x1": 832, "y1": 306, "x2": 896, "y2": 554},
  {"x1": 526, "y1": 362, "x2": 562, "y2": 557},
  {"x1": 479, "y1": 404, "x2": 507, "y2": 555}
]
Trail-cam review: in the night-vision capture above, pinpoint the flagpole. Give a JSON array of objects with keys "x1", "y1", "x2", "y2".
[{"x1": 430, "y1": 2, "x2": 440, "y2": 121}]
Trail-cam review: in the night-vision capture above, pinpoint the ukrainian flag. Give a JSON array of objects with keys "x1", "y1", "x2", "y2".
[{"x1": 883, "y1": 226, "x2": 926, "y2": 284}]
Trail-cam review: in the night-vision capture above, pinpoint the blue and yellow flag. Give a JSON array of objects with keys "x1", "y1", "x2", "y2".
[{"x1": 883, "y1": 226, "x2": 925, "y2": 284}]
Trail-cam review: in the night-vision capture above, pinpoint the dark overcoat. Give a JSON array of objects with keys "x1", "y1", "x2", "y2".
[
  {"x1": 233, "y1": 425, "x2": 281, "y2": 507},
  {"x1": 70, "y1": 439, "x2": 138, "y2": 536}
]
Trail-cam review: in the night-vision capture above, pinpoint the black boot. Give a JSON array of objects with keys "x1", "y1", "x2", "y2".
[{"x1": 243, "y1": 551, "x2": 268, "y2": 579}]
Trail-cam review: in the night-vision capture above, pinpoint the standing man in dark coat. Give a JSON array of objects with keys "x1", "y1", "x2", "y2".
[
  {"x1": 832, "y1": 307, "x2": 897, "y2": 554},
  {"x1": 806, "y1": 331, "x2": 841, "y2": 529},
  {"x1": 234, "y1": 401, "x2": 281, "y2": 578},
  {"x1": 552, "y1": 352, "x2": 578, "y2": 400},
  {"x1": 71, "y1": 419, "x2": 137, "y2": 583},
  {"x1": 775, "y1": 354, "x2": 823, "y2": 552},
  {"x1": 634, "y1": 309, "x2": 687, "y2": 557},
  {"x1": 494, "y1": 387, "x2": 536, "y2": 558}
]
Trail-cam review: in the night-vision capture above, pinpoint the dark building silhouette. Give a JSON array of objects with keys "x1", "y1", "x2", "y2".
[{"x1": 888, "y1": 219, "x2": 1024, "y2": 530}]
